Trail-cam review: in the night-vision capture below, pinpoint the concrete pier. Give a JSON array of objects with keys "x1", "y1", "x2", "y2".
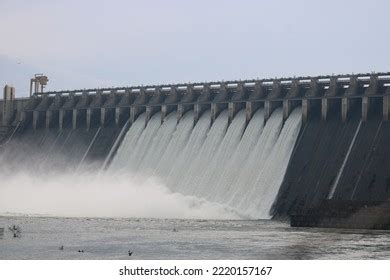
[
  {"x1": 146, "y1": 87, "x2": 164, "y2": 125},
  {"x1": 100, "y1": 90, "x2": 118, "y2": 126},
  {"x1": 384, "y1": 92, "x2": 390, "y2": 122},
  {"x1": 72, "y1": 109, "x2": 78, "y2": 130},
  {"x1": 211, "y1": 83, "x2": 229, "y2": 124},
  {"x1": 162, "y1": 86, "x2": 179, "y2": 123},
  {"x1": 362, "y1": 76, "x2": 381, "y2": 121},
  {"x1": 302, "y1": 79, "x2": 321, "y2": 123},
  {"x1": 341, "y1": 98, "x2": 349, "y2": 122},
  {"x1": 86, "y1": 91, "x2": 103, "y2": 130},
  {"x1": 177, "y1": 86, "x2": 196, "y2": 122},
  {"x1": 283, "y1": 80, "x2": 301, "y2": 121},
  {"x1": 72, "y1": 92, "x2": 90, "y2": 129},
  {"x1": 342, "y1": 77, "x2": 361, "y2": 122},
  {"x1": 2, "y1": 85, "x2": 15, "y2": 126},
  {"x1": 246, "y1": 81, "x2": 265, "y2": 124},
  {"x1": 322, "y1": 78, "x2": 341, "y2": 121},
  {"x1": 46, "y1": 94, "x2": 63, "y2": 128},
  {"x1": 130, "y1": 88, "x2": 148, "y2": 125},
  {"x1": 115, "y1": 89, "x2": 133, "y2": 125},
  {"x1": 228, "y1": 82, "x2": 246, "y2": 124},
  {"x1": 59, "y1": 93, "x2": 75, "y2": 129},
  {"x1": 32, "y1": 94, "x2": 52, "y2": 129},
  {"x1": 265, "y1": 81, "x2": 283, "y2": 121},
  {"x1": 194, "y1": 85, "x2": 211, "y2": 125}
]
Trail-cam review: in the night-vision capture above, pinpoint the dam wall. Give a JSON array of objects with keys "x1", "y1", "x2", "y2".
[
  {"x1": 332, "y1": 120, "x2": 390, "y2": 201},
  {"x1": 272, "y1": 115, "x2": 361, "y2": 215},
  {"x1": 2, "y1": 72, "x2": 390, "y2": 223},
  {"x1": 272, "y1": 77, "x2": 390, "y2": 222}
]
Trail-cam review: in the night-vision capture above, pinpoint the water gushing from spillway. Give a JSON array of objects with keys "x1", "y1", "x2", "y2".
[
  {"x1": 176, "y1": 110, "x2": 230, "y2": 197},
  {"x1": 154, "y1": 112, "x2": 194, "y2": 180},
  {"x1": 111, "y1": 107, "x2": 302, "y2": 219},
  {"x1": 123, "y1": 113, "x2": 162, "y2": 173},
  {"x1": 215, "y1": 109, "x2": 265, "y2": 203},
  {"x1": 137, "y1": 112, "x2": 178, "y2": 175},
  {"x1": 109, "y1": 113, "x2": 146, "y2": 172},
  {"x1": 166, "y1": 111, "x2": 211, "y2": 191},
  {"x1": 196, "y1": 110, "x2": 247, "y2": 199},
  {"x1": 244, "y1": 108, "x2": 302, "y2": 218},
  {"x1": 0, "y1": 106, "x2": 302, "y2": 219}
]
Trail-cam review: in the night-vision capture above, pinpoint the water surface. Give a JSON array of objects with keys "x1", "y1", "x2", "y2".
[{"x1": 1, "y1": 216, "x2": 389, "y2": 260}]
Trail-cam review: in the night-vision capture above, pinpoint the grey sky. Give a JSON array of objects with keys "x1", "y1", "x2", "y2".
[{"x1": 0, "y1": 0, "x2": 389, "y2": 96}]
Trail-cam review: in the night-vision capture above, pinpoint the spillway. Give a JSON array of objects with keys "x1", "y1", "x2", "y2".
[
  {"x1": 106, "y1": 107, "x2": 302, "y2": 219},
  {"x1": 138, "y1": 112, "x2": 178, "y2": 175},
  {"x1": 217, "y1": 109, "x2": 265, "y2": 203},
  {"x1": 124, "y1": 113, "x2": 162, "y2": 173},
  {"x1": 154, "y1": 111, "x2": 194, "y2": 180},
  {"x1": 109, "y1": 114, "x2": 146, "y2": 172},
  {"x1": 166, "y1": 110, "x2": 211, "y2": 191},
  {"x1": 176, "y1": 110, "x2": 230, "y2": 197}
]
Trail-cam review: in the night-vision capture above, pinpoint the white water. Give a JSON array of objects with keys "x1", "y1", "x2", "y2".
[
  {"x1": 217, "y1": 109, "x2": 265, "y2": 202},
  {"x1": 125, "y1": 113, "x2": 161, "y2": 173},
  {"x1": 0, "y1": 172, "x2": 240, "y2": 219},
  {"x1": 154, "y1": 111, "x2": 194, "y2": 180},
  {"x1": 109, "y1": 113, "x2": 146, "y2": 172},
  {"x1": 228, "y1": 109, "x2": 284, "y2": 211},
  {"x1": 176, "y1": 110, "x2": 229, "y2": 197},
  {"x1": 110, "y1": 108, "x2": 302, "y2": 219},
  {"x1": 137, "y1": 112, "x2": 178, "y2": 175},
  {"x1": 166, "y1": 111, "x2": 211, "y2": 191},
  {"x1": 1, "y1": 107, "x2": 302, "y2": 220},
  {"x1": 196, "y1": 110, "x2": 247, "y2": 200},
  {"x1": 245, "y1": 108, "x2": 302, "y2": 218}
]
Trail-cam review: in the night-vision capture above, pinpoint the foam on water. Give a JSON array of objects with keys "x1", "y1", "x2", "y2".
[{"x1": 0, "y1": 172, "x2": 240, "y2": 220}]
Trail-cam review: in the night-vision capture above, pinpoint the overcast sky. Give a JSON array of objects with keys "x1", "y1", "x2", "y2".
[{"x1": 0, "y1": 0, "x2": 389, "y2": 96}]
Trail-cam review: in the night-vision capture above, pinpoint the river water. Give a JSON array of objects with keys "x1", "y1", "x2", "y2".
[{"x1": 1, "y1": 216, "x2": 389, "y2": 260}]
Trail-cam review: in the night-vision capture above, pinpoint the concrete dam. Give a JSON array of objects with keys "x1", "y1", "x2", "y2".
[{"x1": 1, "y1": 72, "x2": 390, "y2": 225}]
